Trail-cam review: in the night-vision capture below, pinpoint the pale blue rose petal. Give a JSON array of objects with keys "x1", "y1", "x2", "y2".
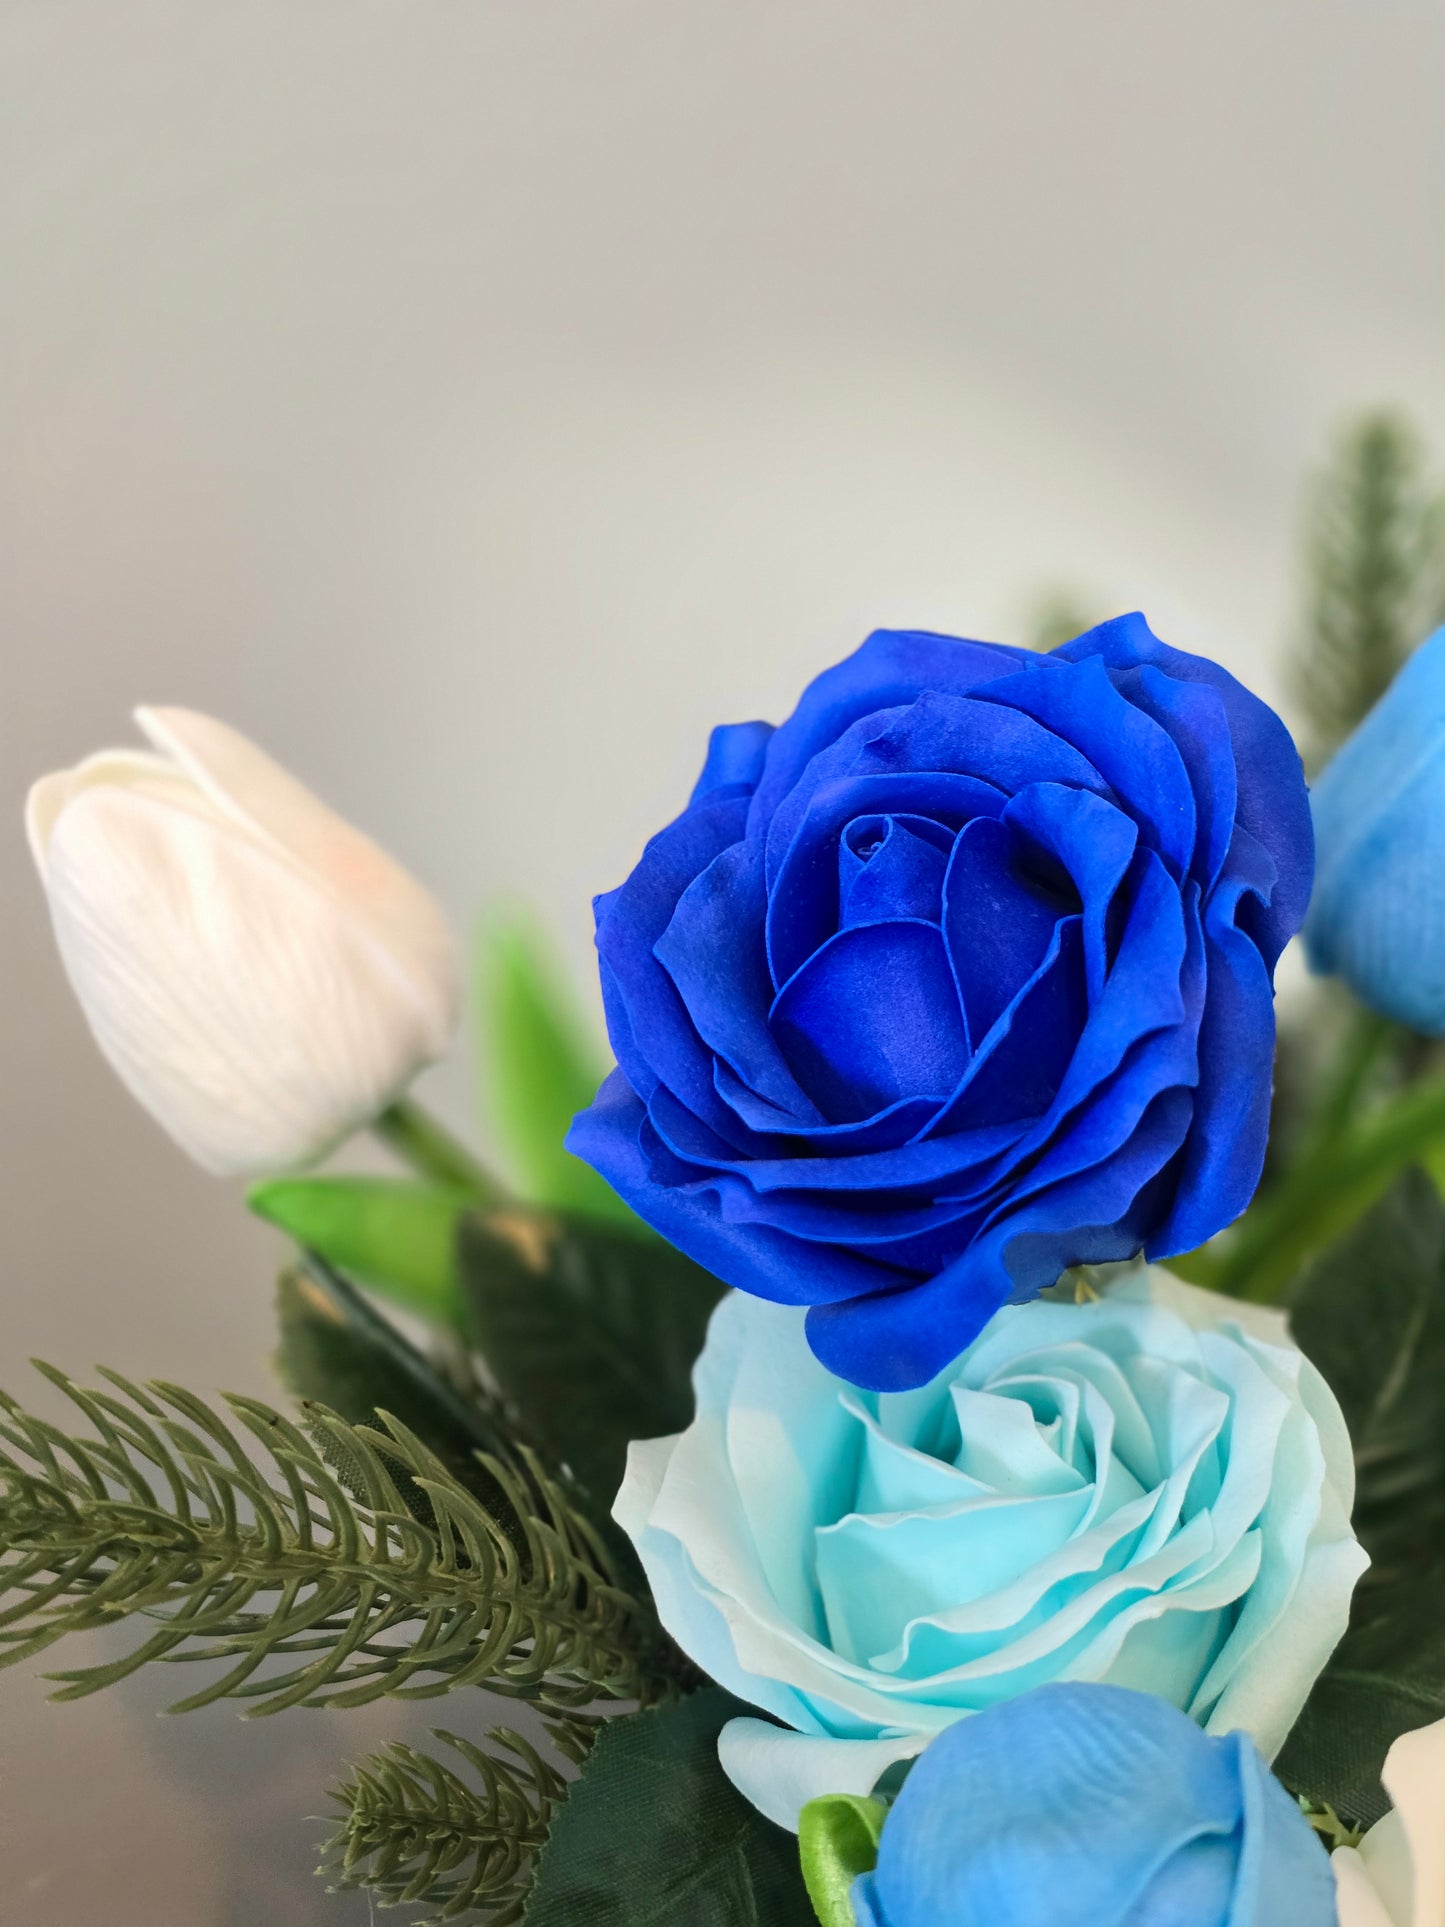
[
  {"x1": 717, "y1": 1719, "x2": 928, "y2": 1833},
  {"x1": 612, "y1": 1277, "x2": 1364, "y2": 1829}
]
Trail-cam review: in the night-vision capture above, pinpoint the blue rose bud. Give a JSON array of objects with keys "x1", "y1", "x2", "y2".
[
  {"x1": 1306, "y1": 626, "x2": 1445, "y2": 1032},
  {"x1": 571, "y1": 613, "x2": 1312, "y2": 1390},
  {"x1": 850, "y1": 1683, "x2": 1337, "y2": 1927}
]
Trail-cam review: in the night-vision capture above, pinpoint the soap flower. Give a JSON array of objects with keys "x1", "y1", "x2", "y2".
[
  {"x1": 571, "y1": 613, "x2": 1312, "y2": 1391},
  {"x1": 1333, "y1": 1716, "x2": 1445, "y2": 1927},
  {"x1": 615, "y1": 1267, "x2": 1365, "y2": 1829},
  {"x1": 1307, "y1": 626, "x2": 1445, "y2": 1032},
  {"x1": 27, "y1": 708, "x2": 458, "y2": 1176},
  {"x1": 851, "y1": 1682, "x2": 1337, "y2": 1927}
]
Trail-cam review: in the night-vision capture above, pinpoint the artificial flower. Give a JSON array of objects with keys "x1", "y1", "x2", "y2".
[
  {"x1": 1333, "y1": 1716, "x2": 1445, "y2": 1927},
  {"x1": 26, "y1": 707, "x2": 458, "y2": 1175},
  {"x1": 1307, "y1": 626, "x2": 1445, "y2": 1033},
  {"x1": 851, "y1": 1682, "x2": 1336, "y2": 1927},
  {"x1": 571, "y1": 613, "x2": 1312, "y2": 1390},
  {"x1": 614, "y1": 1268, "x2": 1365, "y2": 1829}
]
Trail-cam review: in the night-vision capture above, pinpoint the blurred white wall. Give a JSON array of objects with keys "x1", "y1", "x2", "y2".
[{"x1": 1, "y1": 3, "x2": 1443, "y2": 1920}]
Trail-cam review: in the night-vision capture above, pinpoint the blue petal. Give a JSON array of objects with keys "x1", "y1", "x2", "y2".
[
  {"x1": 565, "y1": 1074, "x2": 912, "y2": 1308},
  {"x1": 999, "y1": 783, "x2": 1138, "y2": 1003},
  {"x1": 1060, "y1": 612, "x2": 1312, "y2": 965},
  {"x1": 943, "y1": 816, "x2": 1072, "y2": 1043},
  {"x1": 655, "y1": 838, "x2": 825, "y2": 1122},
  {"x1": 689, "y1": 718, "x2": 775, "y2": 804},
  {"x1": 747, "y1": 628, "x2": 1030, "y2": 831},
  {"x1": 767, "y1": 768, "x2": 1004, "y2": 989},
  {"x1": 593, "y1": 793, "x2": 752, "y2": 1134},
  {"x1": 974, "y1": 652, "x2": 1198, "y2": 877},
  {"x1": 839, "y1": 816, "x2": 951, "y2": 928},
  {"x1": 1150, "y1": 864, "x2": 1274, "y2": 1256},
  {"x1": 1307, "y1": 626, "x2": 1445, "y2": 1031},
  {"x1": 771, "y1": 920, "x2": 972, "y2": 1119}
]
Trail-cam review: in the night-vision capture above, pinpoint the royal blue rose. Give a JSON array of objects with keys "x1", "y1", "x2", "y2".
[{"x1": 570, "y1": 613, "x2": 1312, "y2": 1390}]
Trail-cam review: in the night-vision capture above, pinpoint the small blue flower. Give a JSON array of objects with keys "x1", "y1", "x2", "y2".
[
  {"x1": 851, "y1": 1682, "x2": 1337, "y2": 1927},
  {"x1": 570, "y1": 613, "x2": 1312, "y2": 1391},
  {"x1": 1307, "y1": 626, "x2": 1445, "y2": 1032}
]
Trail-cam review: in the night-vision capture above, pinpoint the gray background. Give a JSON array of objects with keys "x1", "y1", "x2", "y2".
[{"x1": 2, "y1": 3, "x2": 1444, "y2": 1920}]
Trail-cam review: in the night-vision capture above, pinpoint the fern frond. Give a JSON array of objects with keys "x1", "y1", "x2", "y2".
[
  {"x1": 1294, "y1": 409, "x2": 1445, "y2": 769},
  {"x1": 0, "y1": 1364, "x2": 671, "y2": 1715},
  {"x1": 322, "y1": 1723, "x2": 581, "y2": 1923}
]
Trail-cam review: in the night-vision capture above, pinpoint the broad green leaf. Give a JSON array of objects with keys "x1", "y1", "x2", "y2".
[
  {"x1": 250, "y1": 1175, "x2": 467, "y2": 1327},
  {"x1": 476, "y1": 909, "x2": 638, "y2": 1227},
  {"x1": 797, "y1": 1795, "x2": 885, "y2": 1927},
  {"x1": 524, "y1": 1689, "x2": 812, "y2": 1926},
  {"x1": 457, "y1": 1205, "x2": 725, "y2": 1507},
  {"x1": 1274, "y1": 1171, "x2": 1445, "y2": 1824},
  {"x1": 275, "y1": 1255, "x2": 525, "y2": 1544}
]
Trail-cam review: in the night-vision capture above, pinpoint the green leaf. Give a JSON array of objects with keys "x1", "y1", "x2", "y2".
[
  {"x1": 476, "y1": 909, "x2": 638, "y2": 1227},
  {"x1": 458, "y1": 1206, "x2": 725, "y2": 1507},
  {"x1": 797, "y1": 1795, "x2": 885, "y2": 1927},
  {"x1": 1275, "y1": 1171, "x2": 1445, "y2": 1824},
  {"x1": 523, "y1": 1689, "x2": 813, "y2": 1926},
  {"x1": 251, "y1": 1176, "x2": 467, "y2": 1327},
  {"x1": 273, "y1": 1256, "x2": 520, "y2": 1495}
]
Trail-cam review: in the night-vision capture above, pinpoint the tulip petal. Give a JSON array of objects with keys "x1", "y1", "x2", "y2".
[
  {"x1": 135, "y1": 707, "x2": 456, "y2": 1044},
  {"x1": 43, "y1": 785, "x2": 444, "y2": 1175}
]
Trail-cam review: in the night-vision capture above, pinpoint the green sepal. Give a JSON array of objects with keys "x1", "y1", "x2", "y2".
[
  {"x1": 798, "y1": 1794, "x2": 885, "y2": 1926},
  {"x1": 249, "y1": 1175, "x2": 467, "y2": 1327},
  {"x1": 523, "y1": 1688, "x2": 812, "y2": 1925},
  {"x1": 457, "y1": 1204, "x2": 725, "y2": 1508},
  {"x1": 476, "y1": 908, "x2": 639, "y2": 1227}
]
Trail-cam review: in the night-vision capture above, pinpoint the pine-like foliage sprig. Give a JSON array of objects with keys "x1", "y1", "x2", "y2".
[
  {"x1": 322, "y1": 1724, "x2": 576, "y2": 1924},
  {"x1": 0, "y1": 1363, "x2": 671, "y2": 1714},
  {"x1": 1294, "y1": 409, "x2": 1445, "y2": 770}
]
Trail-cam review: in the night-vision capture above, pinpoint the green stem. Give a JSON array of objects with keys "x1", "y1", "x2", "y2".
[
  {"x1": 373, "y1": 1098, "x2": 507, "y2": 1207},
  {"x1": 1217, "y1": 1072, "x2": 1445, "y2": 1303},
  {"x1": 1296, "y1": 1007, "x2": 1397, "y2": 1162}
]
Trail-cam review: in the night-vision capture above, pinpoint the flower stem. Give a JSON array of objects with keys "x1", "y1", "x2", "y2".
[
  {"x1": 373, "y1": 1097, "x2": 507, "y2": 1207},
  {"x1": 1216, "y1": 1070, "x2": 1445, "y2": 1302}
]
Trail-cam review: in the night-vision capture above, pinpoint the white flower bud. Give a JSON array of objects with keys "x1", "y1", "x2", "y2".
[
  {"x1": 1334, "y1": 1718, "x2": 1445, "y2": 1927},
  {"x1": 26, "y1": 707, "x2": 459, "y2": 1176}
]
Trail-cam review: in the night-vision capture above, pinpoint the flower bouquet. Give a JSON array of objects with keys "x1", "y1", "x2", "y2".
[{"x1": 10, "y1": 417, "x2": 1445, "y2": 1926}]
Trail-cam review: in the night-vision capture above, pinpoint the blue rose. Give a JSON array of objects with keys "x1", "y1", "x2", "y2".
[
  {"x1": 850, "y1": 1682, "x2": 1338, "y2": 1927},
  {"x1": 570, "y1": 613, "x2": 1312, "y2": 1389},
  {"x1": 614, "y1": 1269, "x2": 1365, "y2": 1829},
  {"x1": 1307, "y1": 626, "x2": 1445, "y2": 1032}
]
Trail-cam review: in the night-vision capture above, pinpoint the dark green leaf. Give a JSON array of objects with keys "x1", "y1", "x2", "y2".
[
  {"x1": 476, "y1": 909, "x2": 639, "y2": 1228},
  {"x1": 253, "y1": 1176, "x2": 468, "y2": 1327},
  {"x1": 458, "y1": 1206, "x2": 725, "y2": 1507},
  {"x1": 1275, "y1": 1171, "x2": 1445, "y2": 1823},
  {"x1": 1288, "y1": 1168, "x2": 1445, "y2": 1578},
  {"x1": 797, "y1": 1794, "x2": 885, "y2": 1927},
  {"x1": 524, "y1": 1689, "x2": 813, "y2": 1926},
  {"x1": 275, "y1": 1256, "x2": 526, "y2": 1542}
]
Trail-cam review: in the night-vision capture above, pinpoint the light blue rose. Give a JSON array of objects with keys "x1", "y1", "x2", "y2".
[
  {"x1": 850, "y1": 1682, "x2": 1337, "y2": 1927},
  {"x1": 1307, "y1": 625, "x2": 1445, "y2": 1031},
  {"x1": 615, "y1": 1269, "x2": 1365, "y2": 1830}
]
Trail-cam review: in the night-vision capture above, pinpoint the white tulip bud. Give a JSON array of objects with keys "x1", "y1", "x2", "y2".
[
  {"x1": 1334, "y1": 1717, "x2": 1445, "y2": 1926},
  {"x1": 26, "y1": 708, "x2": 459, "y2": 1177}
]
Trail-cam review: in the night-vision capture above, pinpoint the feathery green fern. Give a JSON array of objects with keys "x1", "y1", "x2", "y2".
[
  {"x1": 0, "y1": 1363, "x2": 672, "y2": 1715},
  {"x1": 1293, "y1": 409, "x2": 1445, "y2": 770},
  {"x1": 323, "y1": 1723, "x2": 583, "y2": 1923}
]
